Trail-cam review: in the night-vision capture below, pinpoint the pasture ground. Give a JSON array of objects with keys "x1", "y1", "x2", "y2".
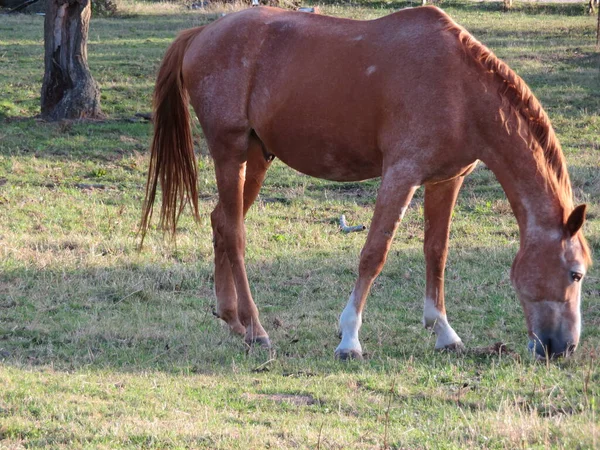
[{"x1": 0, "y1": 1, "x2": 599, "y2": 448}]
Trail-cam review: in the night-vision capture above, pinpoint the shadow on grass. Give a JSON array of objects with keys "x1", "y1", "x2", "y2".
[{"x1": 0, "y1": 241, "x2": 534, "y2": 374}]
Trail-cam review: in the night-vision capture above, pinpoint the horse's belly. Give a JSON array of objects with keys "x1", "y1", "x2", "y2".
[
  {"x1": 263, "y1": 134, "x2": 383, "y2": 182},
  {"x1": 280, "y1": 152, "x2": 382, "y2": 182}
]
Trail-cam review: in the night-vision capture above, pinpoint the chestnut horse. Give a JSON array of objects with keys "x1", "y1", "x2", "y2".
[{"x1": 141, "y1": 6, "x2": 591, "y2": 359}]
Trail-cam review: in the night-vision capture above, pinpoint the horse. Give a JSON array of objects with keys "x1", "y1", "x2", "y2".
[{"x1": 140, "y1": 6, "x2": 591, "y2": 360}]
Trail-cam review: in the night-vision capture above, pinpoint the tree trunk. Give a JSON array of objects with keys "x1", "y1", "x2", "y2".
[{"x1": 41, "y1": 0, "x2": 103, "y2": 120}]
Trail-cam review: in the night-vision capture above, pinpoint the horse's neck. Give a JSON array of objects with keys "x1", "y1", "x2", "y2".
[{"x1": 481, "y1": 137, "x2": 567, "y2": 242}]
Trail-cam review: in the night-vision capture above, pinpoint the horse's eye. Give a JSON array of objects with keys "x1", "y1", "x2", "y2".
[{"x1": 571, "y1": 271, "x2": 583, "y2": 282}]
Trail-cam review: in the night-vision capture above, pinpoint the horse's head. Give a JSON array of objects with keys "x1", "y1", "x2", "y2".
[{"x1": 511, "y1": 204, "x2": 591, "y2": 359}]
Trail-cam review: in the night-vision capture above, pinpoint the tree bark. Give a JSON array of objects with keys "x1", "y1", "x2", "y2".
[{"x1": 41, "y1": 0, "x2": 103, "y2": 120}]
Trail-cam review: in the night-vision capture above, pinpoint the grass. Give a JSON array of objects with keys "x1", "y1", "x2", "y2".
[{"x1": 0, "y1": 0, "x2": 599, "y2": 448}]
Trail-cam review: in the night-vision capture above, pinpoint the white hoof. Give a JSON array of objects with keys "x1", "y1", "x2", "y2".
[
  {"x1": 433, "y1": 323, "x2": 463, "y2": 350},
  {"x1": 423, "y1": 298, "x2": 463, "y2": 350},
  {"x1": 336, "y1": 290, "x2": 363, "y2": 360},
  {"x1": 335, "y1": 335, "x2": 363, "y2": 359},
  {"x1": 335, "y1": 347, "x2": 364, "y2": 360}
]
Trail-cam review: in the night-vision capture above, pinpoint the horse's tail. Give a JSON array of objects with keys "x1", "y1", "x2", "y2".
[{"x1": 140, "y1": 26, "x2": 205, "y2": 245}]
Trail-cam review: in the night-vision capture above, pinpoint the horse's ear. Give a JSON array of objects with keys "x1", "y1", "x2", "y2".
[{"x1": 566, "y1": 204, "x2": 587, "y2": 236}]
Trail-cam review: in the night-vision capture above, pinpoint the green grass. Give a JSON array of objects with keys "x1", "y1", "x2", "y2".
[{"x1": 0, "y1": 1, "x2": 599, "y2": 448}]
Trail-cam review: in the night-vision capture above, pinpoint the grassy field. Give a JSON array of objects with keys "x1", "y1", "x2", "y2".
[{"x1": 1, "y1": 1, "x2": 599, "y2": 448}]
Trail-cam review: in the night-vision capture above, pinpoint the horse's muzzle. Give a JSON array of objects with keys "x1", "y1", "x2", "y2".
[{"x1": 528, "y1": 332, "x2": 577, "y2": 359}]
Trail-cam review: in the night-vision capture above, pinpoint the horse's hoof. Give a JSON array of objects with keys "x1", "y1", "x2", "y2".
[
  {"x1": 229, "y1": 323, "x2": 246, "y2": 336},
  {"x1": 213, "y1": 311, "x2": 246, "y2": 336},
  {"x1": 335, "y1": 349, "x2": 364, "y2": 361},
  {"x1": 436, "y1": 341, "x2": 465, "y2": 353},
  {"x1": 246, "y1": 335, "x2": 272, "y2": 349}
]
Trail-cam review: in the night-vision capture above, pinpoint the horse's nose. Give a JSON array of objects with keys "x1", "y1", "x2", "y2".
[{"x1": 528, "y1": 332, "x2": 576, "y2": 359}]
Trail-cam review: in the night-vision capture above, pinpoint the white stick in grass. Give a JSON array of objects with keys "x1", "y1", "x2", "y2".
[{"x1": 340, "y1": 215, "x2": 366, "y2": 233}]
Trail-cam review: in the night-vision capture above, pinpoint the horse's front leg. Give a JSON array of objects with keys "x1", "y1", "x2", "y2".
[
  {"x1": 335, "y1": 169, "x2": 418, "y2": 360},
  {"x1": 423, "y1": 176, "x2": 465, "y2": 350}
]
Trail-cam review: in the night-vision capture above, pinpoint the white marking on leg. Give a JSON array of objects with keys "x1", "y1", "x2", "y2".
[
  {"x1": 398, "y1": 206, "x2": 407, "y2": 221},
  {"x1": 365, "y1": 65, "x2": 377, "y2": 76},
  {"x1": 335, "y1": 290, "x2": 362, "y2": 355},
  {"x1": 423, "y1": 297, "x2": 462, "y2": 349}
]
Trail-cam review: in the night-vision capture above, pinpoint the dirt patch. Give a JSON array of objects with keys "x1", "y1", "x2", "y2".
[{"x1": 470, "y1": 341, "x2": 518, "y2": 357}]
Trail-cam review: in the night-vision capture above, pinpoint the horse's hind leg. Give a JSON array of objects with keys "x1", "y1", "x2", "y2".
[
  {"x1": 335, "y1": 169, "x2": 418, "y2": 360},
  {"x1": 211, "y1": 134, "x2": 271, "y2": 346},
  {"x1": 211, "y1": 206, "x2": 245, "y2": 335},
  {"x1": 423, "y1": 176, "x2": 465, "y2": 350},
  {"x1": 212, "y1": 137, "x2": 272, "y2": 336}
]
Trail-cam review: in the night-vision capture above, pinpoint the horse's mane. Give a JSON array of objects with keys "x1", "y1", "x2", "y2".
[
  {"x1": 442, "y1": 18, "x2": 571, "y2": 208},
  {"x1": 441, "y1": 15, "x2": 591, "y2": 265}
]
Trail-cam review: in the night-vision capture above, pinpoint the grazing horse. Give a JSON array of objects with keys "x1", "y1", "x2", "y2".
[{"x1": 140, "y1": 6, "x2": 591, "y2": 359}]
